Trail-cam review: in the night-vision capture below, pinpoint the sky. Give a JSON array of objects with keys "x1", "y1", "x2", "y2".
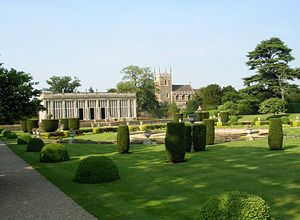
[{"x1": 1, "y1": 0, "x2": 300, "y2": 91}]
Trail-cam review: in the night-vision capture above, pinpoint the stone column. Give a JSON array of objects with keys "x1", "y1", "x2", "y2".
[
  {"x1": 127, "y1": 99, "x2": 131, "y2": 118},
  {"x1": 96, "y1": 99, "x2": 99, "y2": 120},
  {"x1": 133, "y1": 99, "x2": 137, "y2": 118},
  {"x1": 85, "y1": 100, "x2": 89, "y2": 120},
  {"x1": 73, "y1": 100, "x2": 77, "y2": 118},
  {"x1": 62, "y1": 100, "x2": 66, "y2": 118},
  {"x1": 106, "y1": 99, "x2": 110, "y2": 119},
  {"x1": 117, "y1": 99, "x2": 121, "y2": 118}
]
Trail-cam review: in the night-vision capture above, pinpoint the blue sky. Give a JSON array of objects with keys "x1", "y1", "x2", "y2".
[{"x1": 1, "y1": 0, "x2": 300, "y2": 91}]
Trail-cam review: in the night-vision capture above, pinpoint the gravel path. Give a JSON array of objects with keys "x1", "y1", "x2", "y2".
[{"x1": 0, "y1": 142, "x2": 97, "y2": 220}]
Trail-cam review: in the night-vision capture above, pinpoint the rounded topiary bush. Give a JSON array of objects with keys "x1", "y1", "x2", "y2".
[
  {"x1": 59, "y1": 118, "x2": 69, "y2": 130},
  {"x1": 74, "y1": 156, "x2": 120, "y2": 184},
  {"x1": 42, "y1": 119, "x2": 59, "y2": 132},
  {"x1": 165, "y1": 122, "x2": 185, "y2": 163},
  {"x1": 2, "y1": 129, "x2": 12, "y2": 137},
  {"x1": 27, "y1": 119, "x2": 39, "y2": 133},
  {"x1": 268, "y1": 118, "x2": 283, "y2": 150},
  {"x1": 174, "y1": 113, "x2": 183, "y2": 122},
  {"x1": 27, "y1": 138, "x2": 45, "y2": 152},
  {"x1": 68, "y1": 118, "x2": 80, "y2": 130},
  {"x1": 20, "y1": 119, "x2": 28, "y2": 132},
  {"x1": 185, "y1": 124, "x2": 192, "y2": 152},
  {"x1": 40, "y1": 143, "x2": 69, "y2": 163},
  {"x1": 6, "y1": 132, "x2": 18, "y2": 139},
  {"x1": 17, "y1": 134, "x2": 32, "y2": 145},
  {"x1": 117, "y1": 125, "x2": 130, "y2": 154},
  {"x1": 193, "y1": 124, "x2": 206, "y2": 151},
  {"x1": 281, "y1": 116, "x2": 290, "y2": 125},
  {"x1": 203, "y1": 119, "x2": 215, "y2": 145},
  {"x1": 198, "y1": 191, "x2": 271, "y2": 220},
  {"x1": 220, "y1": 111, "x2": 230, "y2": 124}
]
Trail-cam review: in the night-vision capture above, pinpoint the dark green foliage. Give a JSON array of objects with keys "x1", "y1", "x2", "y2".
[
  {"x1": 220, "y1": 111, "x2": 229, "y2": 123},
  {"x1": 0, "y1": 127, "x2": 4, "y2": 133},
  {"x1": 117, "y1": 125, "x2": 130, "y2": 154},
  {"x1": 17, "y1": 134, "x2": 32, "y2": 145},
  {"x1": 68, "y1": 118, "x2": 80, "y2": 130},
  {"x1": 42, "y1": 119, "x2": 59, "y2": 132},
  {"x1": 2, "y1": 129, "x2": 12, "y2": 137},
  {"x1": 27, "y1": 138, "x2": 45, "y2": 152},
  {"x1": 203, "y1": 119, "x2": 215, "y2": 145},
  {"x1": 174, "y1": 113, "x2": 183, "y2": 122},
  {"x1": 27, "y1": 119, "x2": 39, "y2": 133},
  {"x1": 40, "y1": 143, "x2": 70, "y2": 162},
  {"x1": 185, "y1": 124, "x2": 192, "y2": 152},
  {"x1": 20, "y1": 120, "x2": 28, "y2": 132},
  {"x1": 209, "y1": 110, "x2": 219, "y2": 117},
  {"x1": 165, "y1": 122, "x2": 186, "y2": 163},
  {"x1": 281, "y1": 116, "x2": 290, "y2": 124},
  {"x1": 6, "y1": 132, "x2": 17, "y2": 139},
  {"x1": 74, "y1": 156, "x2": 120, "y2": 183},
  {"x1": 193, "y1": 124, "x2": 206, "y2": 151},
  {"x1": 286, "y1": 103, "x2": 300, "y2": 113},
  {"x1": 268, "y1": 118, "x2": 283, "y2": 150},
  {"x1": 198, "y1": 191, "x2": 271, "y2": 220},
  {"x1": 59, "y1": 118, "x2": 69, "y2": 130},
  {"x1": 46, "y1": 76, "x2": 81, "y2": 93},
  {"x1": 195, "y1": 111, "x2": 209, "y2": 122},
  {"x1": 230, "y1": 116, "x2": 238, "y2": 124}
]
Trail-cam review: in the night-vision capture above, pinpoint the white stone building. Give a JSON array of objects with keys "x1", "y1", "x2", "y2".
[{"x1": 39, "y1": 92, "x2": 137, "y2": 121}]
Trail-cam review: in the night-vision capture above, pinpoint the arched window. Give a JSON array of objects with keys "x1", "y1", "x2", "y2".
[
  {"x1": 176, "y1": 95, "x2": 179, "y2": 100},
  {"x1": 165, "y1": 79, "x2": 168, "y2": 85}
]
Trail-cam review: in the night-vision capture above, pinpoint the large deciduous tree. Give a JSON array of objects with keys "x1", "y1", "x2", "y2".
[
  {"x1": 46, "y1": 76, "x2": 81, "y2": 93},
  {"x1": 242, "y1": 37, "x2": 300, "y2": 101},
  {"x1": 0, "y1": 64, "x2": 43, "y2": 124}
]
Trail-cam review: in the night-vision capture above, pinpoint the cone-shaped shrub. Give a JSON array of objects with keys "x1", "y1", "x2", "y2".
[
  {"x1": 27, "y1": 138, "x2": 44, "y2": 152},
  {"x1": 20, "y1": 120, "x2": 28, "y2": 132},
  {"x1": 203, "y1": 119, "x2": 215, "y2": 145},
  {"x1": 17, "y1": 134, "x2": 32, "y2": 145},
  {"x1": 74, "y1": 156, "x2": 120, "y2": 183},
  {"x1": 220, "y1": 111, "x2": 230, "y2": 124},
  {"x1": 6, "y1": 132, "x2": 17, "y2": 139},
  {"x1": 27, "y1": 119, "x2": 39, "y2": 133},
  {"x1": 42, "y1": 119, "x2": 59, "y2": 132},
  {"x1": 193, "y1": 124, "x2": 206, "y2": 151},
  {"x1": 174, "y1": 113, "x2": 183, "y2": 122},
  {"x1": 268, "y1": 118, "x2": 283, "y2": 150},
  {"x1": 185, "y1": 124, "x2": 192, "y2": 152},
  {"x1": 68, "y1": 118, "x2": 80, "y2": 130},
  {"x1": 198, "y1": 191, "x2": 271, "y2": 220},
  {"x1": 59, "y1": 118, "x2": 69, "y2": 130},
  {"x1": 117, "y1": 125, "x2": 130, "y2": 153},
  {"x1": 165, "y1": 122, "x2": 185, "y2": 163},
  {"x1": 40, "y1": 143, "x2": 69, "y2": 162}
]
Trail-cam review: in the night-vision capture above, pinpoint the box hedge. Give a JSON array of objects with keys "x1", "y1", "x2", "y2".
[
  {"x1": 42, "y1": 119, "x2": 59, "y2": 132},
  {"x1": 27, "y1": 138, "x2": 45, "y2": 152},
  {"x1": 17, "y1": 134, "x2": 32, "y2": 145},
  {"x1": 203, "y1": 119, "x2": 215, "y2": 145},
  {"x1": 20, "y1": 119, "x2": 28, "y2": 132},
  {"x1": 68, "y1": 118, "x2": 80, "y2": 130},
  {"x1": 292, "y1": 120, "x2": 300, "y2": 127},
  {"x1": 174, "y1": 113, "x2": 183, "y2": 122},
  {"x1": 27, "y1": 119, "x2": 39, "y2": 133},
  {"x1": 185, "y1": 124, "x2": 192, "y2": 152},
  {"x1": 193, "y1": 124, "x2": 206, "y2": 151},
  {"x1": 2, "y1": 129, "x2": 12, "y2": 137},
  {"x1": 6, "y1": 132, "x2": 18, "y2": 139},
  {"x1": 40, "y1": 143, "x2": 70, "y2": 163},
  {"x1": 165, "y1": 122, "x2": 185, "y2": 163},
  {"x1": 220, "y1": 111, "x2": 229, "y2": 123},
  {"x1": 59, "y1": 118, "x2": 69, "y2": 130},
  {"x1": 268, "y1": 118, "x2": 283, "y2": 150},
  {"x1": 117, "y1": 125, "x2": 130, "y2": 154}
]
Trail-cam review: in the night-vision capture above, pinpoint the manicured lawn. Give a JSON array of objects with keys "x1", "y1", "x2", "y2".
[
  {"x1": 75, "y1": 132, "x2": 117, "y2": 142},
  {"x1": 7, "y1": 137, "x2": 300, "y2": 220},
  {"x1": 238, "y1": 113, "x2": 300, "y2": 121}
]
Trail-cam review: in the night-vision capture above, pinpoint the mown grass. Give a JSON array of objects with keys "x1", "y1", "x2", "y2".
[
  {"x1": 7, "y1": 137, "x2": 300, "y2": 220},
  {"x1": 238, "y1": 113, "x2": 300, "y2": 122}
]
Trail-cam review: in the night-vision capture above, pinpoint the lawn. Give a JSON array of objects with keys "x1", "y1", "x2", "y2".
[
  {"x1": 74, "y1": 132, "x2": 117, "y2": 142},
  {"x1": 238, "y1": 113, "x2": 300, "y2": 122},
  {"x1": 7, "y1": 137, "x2": 300, "y2": 220}
]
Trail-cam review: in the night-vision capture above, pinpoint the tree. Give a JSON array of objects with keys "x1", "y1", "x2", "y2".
[
  {"x1": 0, "y1": 64, "x2": 43, "y2": 124},
  {"x1": 167, "y1": 103, "x2": 179, "y2": 117},
  {"x1": 46, "y1": 76, "x2": 81, "y2": 93},
  {"x1": 259, "y1": 98, "x2": 287, "y2": 115},
  {"x1": 107, "y1": 88, "x2": 117, "y2": 93},
  {"x1": 243, "y1": 37, "x2": 300, "y2": 101},
  {"x1": 88, "y1": 87, "x2": 94, "y2": 93},
  {"x1": 217, "y1": 101, "x2": 238, "y2": 115},
  {"x1": 221, "y1": 86, "x2": 240, "y2": 103},
  {"x1": 116, "y1": 81, "x2": 136, "y2": 92},
  {"x1": 186, "y1": 90, "x2": 203, "y2": 113}
]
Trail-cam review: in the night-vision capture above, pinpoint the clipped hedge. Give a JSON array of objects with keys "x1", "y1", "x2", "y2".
[
  {"x1": 27, "y1": 119, "x2": 39, "y2": 133},
  {"x1": 195, "y1": 111, "x2": 209, "y2": 122},
  {"x1": 42, "y1": 119, "x2": 59, "y2": 132},
  {"x1": 68, "y1": 118, "x2": 80, "y2": 130},
  {"x1": 27, "y1": 138, "x2": 45, "y2": 152},
  {"x1": 2, "y1": 129, "x2": 12, "y2": 137},
  {"x1": 6, "y1": 132, "x2": 18, "y2": 139},
  {"x1": 74, "y1": 156, "x2": 120, "y2": 183},
  {"x1": 174, "y1": 113, "x2": 183, "y2": 122},
  {"x1": 59, "y1": 118, "x2": 69, "y2": 130},
  {"x1": 193, "y1": 124, "x2": 206, "y2": 151},
  {"x1": 293, "y1": 120, "x2": 300, "y2": 127},
  {"x1": 268, "y1": 118, "x2": 283, "y2": 150},
  {"x1": 198, "y1": 191, "x2": 271, "y2": 220},
  {"x1": 281, "y1": 116, "x2": 290, "y2": 125},
  {"x1": 165, "y1": 122, "x2": 185, "y2": 163},
  {"x1": 203, "y1": 119, "x2": 215, "y2": 145},
  {"x1": 20, "y1": 119, "x2": 28, "y2": 132},
  {"x1": 40, "y1": 143, "x2": 70, "y2": 163},
  {"x1": 17, "y1": 134, "x2": 32, "y2": 145},
  {"x1": 230, "y1": 116, "x2": 238, "y2": 124},
  {"x1": 220, "y1": 111, "x2": 229, "y2": 123},
  {"x1": 185, "y1": 124, "x2": 192, "y2": 152},
  {"x1": 117, "y1": 125, "x2": 130, "y2": 154}
]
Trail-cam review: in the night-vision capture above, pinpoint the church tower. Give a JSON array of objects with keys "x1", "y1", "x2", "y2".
[{"x1": 155, "y1": 67, "x2": 172, "y2": 104}]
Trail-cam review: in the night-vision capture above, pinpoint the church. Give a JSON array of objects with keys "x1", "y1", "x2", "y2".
[{"x1": 155, "y1": 68, "x2": 195, "y2": 109}]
